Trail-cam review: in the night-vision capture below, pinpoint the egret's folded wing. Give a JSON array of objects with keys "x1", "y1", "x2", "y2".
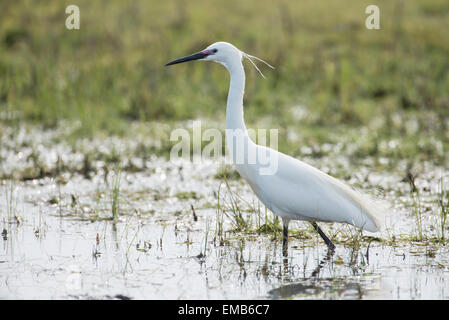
[{"x1": 259, "y1": 151, "x2": 385, "y2": 232}]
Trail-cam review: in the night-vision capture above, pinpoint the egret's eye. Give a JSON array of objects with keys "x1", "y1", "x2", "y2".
[{"x1": 211, "y1": 48, "x2": 218, "y2": 53}]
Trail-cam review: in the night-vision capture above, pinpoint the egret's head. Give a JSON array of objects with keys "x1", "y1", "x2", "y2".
[
  {"x1": 165, "y1": 42, "x2": 242, "y2": 68},
  {"x1": 165, "y1": 41, "x2": 274, "y2": 77}
]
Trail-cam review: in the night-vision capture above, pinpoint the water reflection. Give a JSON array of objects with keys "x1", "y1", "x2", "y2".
[{"x1": 268, "y1": 247, "x2": 369, "y2": 299}]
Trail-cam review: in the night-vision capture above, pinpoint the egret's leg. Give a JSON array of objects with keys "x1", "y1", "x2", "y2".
[
  {"x1": 282, "y1": 224, "x2": 288, "y2": 247},
  {"x1": 311, "y1": 222, "x2": 335, "y2": 251},
  {"x1": 282, "y1": 218, "x2": 290, "y2": 254}
]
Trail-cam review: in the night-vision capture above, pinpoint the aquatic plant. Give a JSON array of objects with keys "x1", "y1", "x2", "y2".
[
  {"x1": 438, "y1": 178, "x2": 449, "y2": 242},
  {"x1": 3, "y1": 180, "x2": 22, "y2": 224},
  {"x1": 409, "y1": 180, "x2": 424, "y2": 241},
  {"x1": 111, "y1": 167, "x2": 122, "y2": 223}
]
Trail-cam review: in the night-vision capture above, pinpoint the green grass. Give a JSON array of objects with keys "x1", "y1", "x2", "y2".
[
  {"x1": 215, "y1": 179, "x2": 285, "y2": 239},
  {"x1": 110, "y1": 167, "x2": 122, "y2": 223},
  {"x1": 1, "y1": 0, "x2": 448, "y2": 160},
  {"x1": 438, "y1": 178, "x2": 449, "y2": 241},
  {"x1": 410, "y1": 185, "x2": 424, "y2": 241}
]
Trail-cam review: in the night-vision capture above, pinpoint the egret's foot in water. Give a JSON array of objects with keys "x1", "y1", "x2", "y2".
[
  {"x1": 311, "y1": 222, "x2": 335, "y2": 251},
  {"x1": 282, "y1": 244, "x2": 288, "y2": 257}
]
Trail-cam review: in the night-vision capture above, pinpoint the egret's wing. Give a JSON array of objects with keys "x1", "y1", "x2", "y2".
[{"x1": 253, "y1": 148, "x2": 384, "y2": 232}]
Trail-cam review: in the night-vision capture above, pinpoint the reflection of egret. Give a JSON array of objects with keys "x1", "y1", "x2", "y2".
[
  {"x1": 282, "y1": 246, "x2": 335, "y2": 279},
  {"x1": 310, "y1": 248, "x2": 335, "y2": 277},
  {"x1": 268, "y1": 247, "x2": 337, "y2": 298},
  {"x1": 166, "y1": 42, "x2": 383, "y2": 252}
]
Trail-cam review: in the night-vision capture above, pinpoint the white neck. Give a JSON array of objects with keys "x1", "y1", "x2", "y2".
[
  {"x1": 225, "y1": 60, "x2": 246, "y2": 132},
  {"x1": 224, "y1": 59, "x2": 257, "y2": 171}
]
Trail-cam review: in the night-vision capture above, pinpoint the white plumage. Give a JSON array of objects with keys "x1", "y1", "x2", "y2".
[{"x1": 240, "y1": 143, "x2": 381, "y2": 232}]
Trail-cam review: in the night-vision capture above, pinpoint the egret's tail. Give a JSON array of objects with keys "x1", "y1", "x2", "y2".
[{"x1": 320, "y1": 172, "x2": 388, "y2": 232}]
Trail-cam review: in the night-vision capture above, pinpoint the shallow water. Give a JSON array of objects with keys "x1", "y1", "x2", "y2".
[{"x1": 1, "y1": 124, "x2": 449, "y2": 299}]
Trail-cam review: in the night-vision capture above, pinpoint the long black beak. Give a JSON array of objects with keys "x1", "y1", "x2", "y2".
[{"x1": 165, "y1": 51, "x2": 208, "y2": 66}]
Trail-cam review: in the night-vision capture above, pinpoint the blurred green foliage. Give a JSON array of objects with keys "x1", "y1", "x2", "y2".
[{"x1": 0, "y1": 0, "x2": 448, "y2": 161}]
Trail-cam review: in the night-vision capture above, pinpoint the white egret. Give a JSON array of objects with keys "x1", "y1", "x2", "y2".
[{"x1": 165, "y1": 42, "x2": 383, "y2": 251}]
